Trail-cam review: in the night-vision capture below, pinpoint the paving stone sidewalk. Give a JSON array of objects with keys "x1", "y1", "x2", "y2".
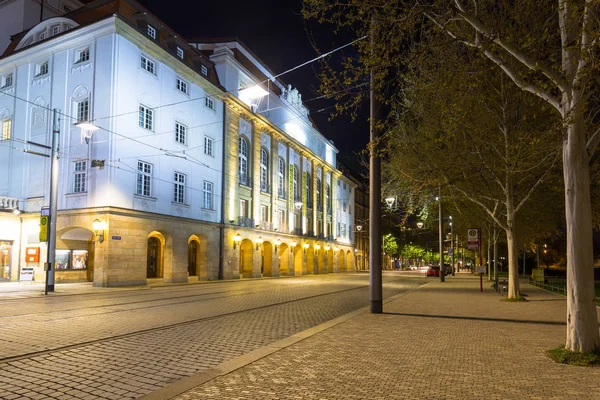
[{"x1": 172, "y1": 274, "x2": 600, "y2": 400}]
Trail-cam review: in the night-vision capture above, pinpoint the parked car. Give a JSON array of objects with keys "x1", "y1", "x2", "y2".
[{"x1": 426, "y1": 266, "x2": 440, "y2": 277}]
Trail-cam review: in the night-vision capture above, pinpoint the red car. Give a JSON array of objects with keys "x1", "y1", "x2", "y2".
[{"x1": 426, "y1": 266, "x2": 440, "y2": 277}]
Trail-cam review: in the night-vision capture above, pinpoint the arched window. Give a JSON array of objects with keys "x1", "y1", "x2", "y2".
[
  {"x1": 239, "y1": 137, "x2": 249, "y2": 185},
  {"x1": 293, "y1": 165, "x2": 299, "y2": 202},
  {"x1": 278, "y1": 158, "x2": 285, "y2": 198},
  {"x1": 260, "y1": 148, "x2": 269, "y2": 192}
]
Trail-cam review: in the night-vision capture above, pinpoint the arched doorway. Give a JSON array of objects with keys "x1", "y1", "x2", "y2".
[
  {"x1": 327, "y1": 249, "x2": 334, "y2": 273},
  {"x1": 339, "y1": 249, "x2": 346, "y2": 272},
  {"x1": 147, "y1": 237, "x2": 161, "y2": 278},
  {"x1": 317, "y1": 247, "x2": 325, "y2": 274},
  {"x1": 346, "y1": 250, "x2": 354, "y2": 271},
  {"x1": 239, "y1": 239, "x2": 253, "y2": 278},
  {"x1": 306, "y1": 246, "x2": 315, "y2": 274},
  {"x1": 262, "y1": 241, "x2": 273, "y2": 276},
  {"x1": 188, "y1": 240, "x2": 198, "y2": 276},
  {"x1": 279, "y1": 243, "x2": 289, "y2": 276},
  {"x1": 293, "y1": 246, "x2": 303, "y2": 275}
]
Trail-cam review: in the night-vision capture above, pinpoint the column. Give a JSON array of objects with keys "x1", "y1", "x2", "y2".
[
  {"x1": 223, "y1": 105, "x2": 240, "y2": 223},
  {"x1": 299, "y1": 154, "x2": 305, "y2": 234},
  {"x1": 287, "y1": 145, "x2": 293, "y2": 234},
  {"x1": 251, "y1": 122, "x2": 261, "y2": 225}
]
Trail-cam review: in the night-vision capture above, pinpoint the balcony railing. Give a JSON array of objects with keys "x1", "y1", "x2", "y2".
[
  {"x1": 0, "y1": 196, "x2": 19, "y2": 210},
  {"x1": 292, "y1": 227, "x2": 303, "y2": 235},
  {"x1": 278, "y1": 223, "x2": 289, "y2": 233},
  {"x1": 239, "y1": 173, "x2": 252, "y2": 187},
  {"x1": 260, "y1": 182, "x2": 270, "y2": 194},
  {"x1": 238, "y1": 216, "x2": 255, "y2": 228},
  {"x1": 257, "y1": 221, "x2": 273, "y2": 231}
]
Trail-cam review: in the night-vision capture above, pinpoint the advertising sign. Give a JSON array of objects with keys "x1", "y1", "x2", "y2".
[
  {"x1": 20, "y1": 267, "x2": 34, "y2": 281},
  {"x1": 39, "y1": 216, "x2": 48, "y2": 242},
  {"x1": 467, "y1": 228, "x2": 479, "y2": 250}
]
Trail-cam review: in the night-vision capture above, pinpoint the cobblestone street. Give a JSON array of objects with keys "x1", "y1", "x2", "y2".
[{"x1": 0, "y1": 274, "x2": 422, "y2": 399}]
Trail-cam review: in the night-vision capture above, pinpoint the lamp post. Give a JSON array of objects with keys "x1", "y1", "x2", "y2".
[
  {"x1": 384, "y1": 197, "x2": 395, "y2": 270},
  {"x1": 437, "y1": 190, "x2": 445, "y2": 282},
  {"x1": 449, "y1": 216, "x2": 454, "y2": 276}
]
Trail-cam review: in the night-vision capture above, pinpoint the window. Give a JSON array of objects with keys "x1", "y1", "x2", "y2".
[
  {"x1": 203, "y1": 181, "x2": 213, "y2": 209},
  {"x1": 240, "y1": 199, "x2": 248, "y2": 218},
  {"x1": 204, "y1": 136, "x2": 213, "y2": 156},
  {"x1": 52, "y1": 25, "x2": 60, "y2": 36},
  {"x1": 238, "y1": 137, "x2": 248, "y2": 184},
  {"x1": 147, "y1": 25, "x2": 156, "y2": 39},
  {"x1": 176, "y1": 47, "x2": 184, "y2": 59},
  {"x1": 139, "y1": 105, "x2": 153, "y2": 130},
  {"x1": 76, "y1": 99, "x2": 89, "y2": 123},
  {"x1": 136, "y1": 161, "x2": 152, "y2": 196},
  {"x1": 1, "y1": 73, "x2": 12, "y2": 88},
  {"x1": 278, "y1": 158, "x2": 285, "y2": 197},
  {"x1": 175, "y1": 122, "x2": 187, "y2": 145},
  {"x1": 73, "y1": 161, "x2": 86, "y2": 193},
  {"x1": 141, "y1": 55, "x2": 156, "y2": 75},
  {"x1": 205, "y1": 97, "x2": 215, "y2": 111},
  {"x1": 261, "y1": 205, "x2": 269, "y2": 222},
  {"x1": 173, "y1": 172, "x2": 185, "y2": 203},
  {"x1": 64, "y1": 5, "x2": 73, "y2": 12},
  {"x1": 76, "y1": 48, "x2": 89, "y2": 63},
  {"x1": 316, "y1": 178, "x2": 321, "y2": 207},
  {"x1": 176, "y1": 78, "x2": 188, "y2": 94},
  {"x1": 201, "y1": 65, "x2": 208, "y2": 76},
  {"x1": 326, "y1": 183, "x2": 331, "y2": 209},
  {"x1": 36, "y1": 61, "x2": 48, "y2": 77},
  {"x1": 1, "y1": 119, "x2": 11, "y2": 140},
  {"x1": 39, "y1": 31, "x2": 46, "y2": 41},
  {"x1": 306, "y1": 172, "x2": 312, "y2": 206},
  {"x1": 278, "y1": 210, "x2": 285, "y2": 228},
  {"x1": 260, "y1": 148, "x2": 268, "y2": 192}
]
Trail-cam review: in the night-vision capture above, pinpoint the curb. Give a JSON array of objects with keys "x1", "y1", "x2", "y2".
[{"x1": 137, "y1": 281, "x2": 431, "y2": 400}]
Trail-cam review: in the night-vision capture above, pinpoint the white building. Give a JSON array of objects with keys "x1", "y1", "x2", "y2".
[{"x1": 0, "y1": 0, "x2": 356, "y2": 286}]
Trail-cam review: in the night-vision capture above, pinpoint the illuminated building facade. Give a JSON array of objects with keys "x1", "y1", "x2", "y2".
[{"x1": 0, "y1": 0, "x2": 355, "y2": 285}]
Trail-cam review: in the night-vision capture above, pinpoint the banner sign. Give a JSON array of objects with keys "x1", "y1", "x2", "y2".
[
  {"x1": 467, "y1": 228, "x2": 479, "y2": 250},
  {"x1": 289, "y1": 164, "x2": 294, "y2": 211},
  {"x1": 302, "y1": 171, "x2": 307, "y2": 216}
]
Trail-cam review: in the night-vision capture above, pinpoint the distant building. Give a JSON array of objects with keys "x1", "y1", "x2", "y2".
[{"x1": 0, "y1": 0, "x2": 355, "y2": 285}]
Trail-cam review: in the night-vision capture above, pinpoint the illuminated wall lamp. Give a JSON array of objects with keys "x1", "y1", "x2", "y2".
[
  {"x1": 233, "y1": 233, "x2": 242, "y2": 249},
  {"x1": 290, "y1": 241, "x2": 297, "y2": 249},
  {"x1": 303, "y1": 242, "x2": 309, "y2": 254},
  {"x1": 256, "y1": 236, "x2": 264, "y2": 251},
  {"x1": 92, "y1": 219, "x2": 106, "y2": 243},
  {"x1": 314, "y1": 244, "x2": 321, "y2": 251},
  {"x1": 325, "y1": 245, "x2": 330, "y2": 251}
]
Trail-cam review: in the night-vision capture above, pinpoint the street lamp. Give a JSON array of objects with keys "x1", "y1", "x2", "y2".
[{"x1": 416, "y1": 221, "x2": 424, "y2": 229}]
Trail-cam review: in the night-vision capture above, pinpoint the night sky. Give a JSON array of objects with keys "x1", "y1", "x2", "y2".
[{"x1": 135, "y1": 0, "x2": 369, "y2": 169}]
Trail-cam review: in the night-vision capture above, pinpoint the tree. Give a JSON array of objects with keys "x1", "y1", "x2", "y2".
[{"x1": 303, "y1": 0, "x2": 600, "y2": 353}]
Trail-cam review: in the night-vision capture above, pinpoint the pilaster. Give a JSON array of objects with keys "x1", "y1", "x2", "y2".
[
  {"x1": 312, "y1": 159, "x2": 317, "y2": 235},
  {"x1": 252, "y1": 122, "x2": 261, "y2": 223}
]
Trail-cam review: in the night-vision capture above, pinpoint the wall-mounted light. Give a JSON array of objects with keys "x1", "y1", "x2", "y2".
[
  {"x1": 325, "y1": 245, "x2": 330, "y2": 251},
  {"x1": 354, "y1": 248, "x2": 358, "y2": 253},
  {"x1": 233, "y1": 233, "x2": 242, "y2": 249},
  {"x1": 294, "y1": 201, "x2": 303, "y2": 211},
  {"x1": 334, "y1": 246, "x2": 339, "y2": 252},
  {"x1": 385, "y1": 197, "x2": 395, "y2": 209},
  {"x1": 274, "y1": 238, "x2": 281, "y2": 253},
  {"x1": 291, "y1": 241, "x2": 297, "y2": 248},
  {"x1": 303, "y1": 242, "x2": 309, "y2": 254},
  {"x1": 256, "y1": 236, "x2": 263, "y2": 251},
  {"x1": 356, "y1": 225, "x2": 362, "y2": 231},
  {"x1": 92, "y1": 219, "x2": 106, "y2": 243},
  {"x1": 75, "y1": 121, "x2": 99, "y2": 144},
  {"x1": 12, "y1": 208, "x2": 20, "y2": 215},
  {"x1": 314, "y1": 244, "x2": 321, "y2": 251}
]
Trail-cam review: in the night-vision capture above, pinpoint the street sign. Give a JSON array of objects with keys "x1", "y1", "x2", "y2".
[
  {"x1": 467, "y1": 228, "x2": 479, "y2": 250},
  {"x1": 39, "y1": 215, "x2": 48, "y2": 242},
  {"x1": 41, "y1": 206, "x2": 50, "y2": 216},
  {"x1": 448, "y1": 248, "x2": 453, "y2": 255}
]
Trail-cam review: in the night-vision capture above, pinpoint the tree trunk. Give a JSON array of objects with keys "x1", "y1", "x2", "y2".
[
  {"x1": 506, "y1": 178, "x2": 520, "y2": 298},
  {"x1": 487, "y1": 236, "x2": 492, "y2": 281},
  {"x1": 563, "y1": 109, "x2": 600, "y2": 352}
]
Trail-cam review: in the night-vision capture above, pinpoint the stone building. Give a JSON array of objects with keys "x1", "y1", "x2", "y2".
[{"x1": 0, "y1": 0, "x2": 356, "y2": 286}]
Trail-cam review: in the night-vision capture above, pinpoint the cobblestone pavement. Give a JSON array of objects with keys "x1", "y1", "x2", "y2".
[
  {"x1": 173, "y1": 274, "x2": 600, "y2": 400},
  {"x1": 0, "y1": 274, "x2": 422, "y2": 400}
]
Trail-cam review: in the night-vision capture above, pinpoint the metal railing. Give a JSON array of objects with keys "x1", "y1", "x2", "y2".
[
  {"x1": 239, "y1": 173, "x2": 252, "y2": 187},
  {"x1": 0, "y1": 196, "x2": 19, "y2": 209},
  {"x1": 257, "y1": 221, "x2": 273, "y2": 231},
  {"x1": 529, "y1": 278, "x2": 600, "y2": 304},
  {"x1": 238, "y1": 216, "x2": 255, "y2": 228}
]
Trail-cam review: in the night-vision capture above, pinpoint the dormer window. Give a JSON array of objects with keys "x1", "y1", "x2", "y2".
[
  {"x1": 51, "y1": 25, "x2": 61, "y2": 36},
  {"x1": 147, "y1": 25, "x2": 156, "y2": 39},
  {"x1": 39, "y1": 31, "x2": 46, "y2": 41},
  {"x1": 176, "y1": 47, "x2": 184, "y2": 59},
  {"x1": 201, "y1": 65, "x2": 208, "y2": 76},
  {"x1": 75, "y1": 48, "x2": 89, "y2": 63}
]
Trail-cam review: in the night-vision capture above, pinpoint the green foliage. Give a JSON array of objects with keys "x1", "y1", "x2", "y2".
[
  {"x1": 502, "y1": 296, "x2": 527, "y2": 302},
  {"x1": 383, "y1": 234, "x2": 399, "y2": 257},
  {"x1": 547, "y1": 346, "x2": 600, "y2": 367}
]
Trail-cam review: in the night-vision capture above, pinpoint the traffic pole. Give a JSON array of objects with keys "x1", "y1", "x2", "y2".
[{"x1": 45, "y1": 108, "x2": 60, "y2": 294}]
